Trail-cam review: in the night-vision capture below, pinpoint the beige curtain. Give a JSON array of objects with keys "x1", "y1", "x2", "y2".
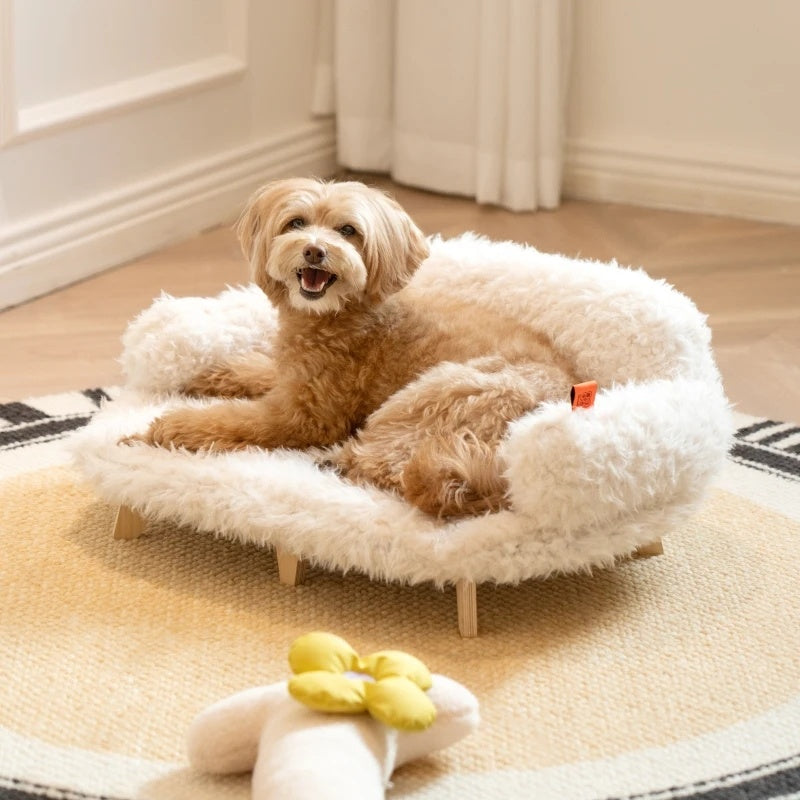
[{"x1": 313, "y1": 0, "x2": 573, "y2": 211}]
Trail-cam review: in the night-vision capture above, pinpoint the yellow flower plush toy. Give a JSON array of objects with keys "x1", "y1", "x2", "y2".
[
  {"x1": 187, "y1": 632, "x2": 479, "y2": 800},
  {"x1": 288, "y1": 632, "x2": 437, "y2": 731}
]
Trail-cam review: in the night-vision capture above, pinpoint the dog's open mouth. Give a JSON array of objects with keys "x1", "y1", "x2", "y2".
[{"x1": 297, "y1": 268, "x2": 337, "y2": 299}]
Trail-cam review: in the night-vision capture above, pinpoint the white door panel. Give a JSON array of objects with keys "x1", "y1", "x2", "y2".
[
  {"x1": 15, "y1": 0, "x2": 240, "y2": 108},
  {"x1": 0, "y1": 0, "x2": 336, "y2": 310}
]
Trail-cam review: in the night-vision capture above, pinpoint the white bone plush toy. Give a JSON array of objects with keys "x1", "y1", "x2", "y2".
[{"x1": 187, "y1": 633, "x2": 480, "y2": 800}]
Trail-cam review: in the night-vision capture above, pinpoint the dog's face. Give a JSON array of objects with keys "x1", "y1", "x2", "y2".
[{"x1": 237, "y1": 178, "x2": 429, "y2": 313}]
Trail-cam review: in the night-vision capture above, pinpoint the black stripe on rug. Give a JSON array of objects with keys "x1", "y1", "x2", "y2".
[
  {"x1": 0, "y1": 388, "x2": 114, "y2": 452},
  {"x1": 756, "y1": 425, "x2": 800, "y2": 447},
  {"x1": 0, "y1": 431, "x2": 96, "y2": 453},
  {"x1": 734, "y1": 419, "x2": 781, "y2": 439},
  {"x1": 82, "y1": 388, "x2": 113, "y2": 408},
  {"x1": 601, "y1": 752, "x2": 800, "y2": 800},
  {"x1": 0, "y1": 776, "x2": 125, "y2": 800},
  {"x1": 0, "y1": 415, "x2": 93, "y2": 450},
  {"x1": 731, "y1": 419, "x2": 800, "y2": 482},
  {"x1": 729, "y1": 442, "x2": 800, "y2": 482},
  {"x1": 0, "y1": 402, "x2": 49, "y2": 425}
]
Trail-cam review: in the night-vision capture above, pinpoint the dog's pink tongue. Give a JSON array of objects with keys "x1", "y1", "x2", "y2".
[{"x1": 301, "y1": 268, "x2": 329, "y2": 292}]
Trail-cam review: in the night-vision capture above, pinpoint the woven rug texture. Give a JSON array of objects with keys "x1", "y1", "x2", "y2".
[{"x1": 1, "y1": 389, "x2": 799, "y2": 800}]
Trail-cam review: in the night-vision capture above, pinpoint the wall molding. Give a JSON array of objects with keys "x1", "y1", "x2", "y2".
[
  {"x1": 0, "y1": 0, "x2": 248, "y2": 148},
  {"x1": 0, "y1": 119, "x2": 338, "y2": 310},
  {"x1": 564, "y1": 138, "x2": 800, "y2": 226},
  {"x1": 12, "y1": 54, "x2": 246, "y2": 146}
]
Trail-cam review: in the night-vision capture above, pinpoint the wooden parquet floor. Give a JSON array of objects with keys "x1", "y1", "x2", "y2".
[{"x1": 1, "y1": 176, "x2": 798, "y2": 421}]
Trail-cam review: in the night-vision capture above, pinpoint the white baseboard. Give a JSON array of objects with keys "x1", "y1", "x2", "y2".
[
  {"x1": 0, "y1": 119, "x2": 338, "y2": 310},
  {"x1": 564, "y1": 138, "x2": 800, "y2": 226}
]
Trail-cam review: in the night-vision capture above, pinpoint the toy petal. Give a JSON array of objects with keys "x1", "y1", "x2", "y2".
[
  {"x1": 361, "y1": 649, "x2": 432, "y2": 689},
  {"x1": 288, "y1": 671, "x2": 367, "y2": 714},
  {"x1": 288, "y1": 632, "x2": 359, "y2": 675},
  {"x1": 187, "y1": 683, "x2": 287, "y2": 775},
  {"x1": 364, "y1": 676, "x2": 437, "y2": 731},
  {"x1": 395, "y1": 674, "x2": 481, "y2": 767}
]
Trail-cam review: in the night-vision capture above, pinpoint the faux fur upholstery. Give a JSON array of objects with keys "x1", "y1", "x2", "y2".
[{"x1": 72, "y1": 234, "x2": 733, "y2": 586}]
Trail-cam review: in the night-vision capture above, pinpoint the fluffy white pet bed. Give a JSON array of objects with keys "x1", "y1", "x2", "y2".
[{"x1": 73, "y1": 234, "x2": 732, "y2": 635}]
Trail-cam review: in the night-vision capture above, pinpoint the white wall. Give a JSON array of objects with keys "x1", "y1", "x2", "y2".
[
  {"x1": 564, "y1": 0, "x2": 800, "y2": 224},
  {"x1": 14, "y1": 0, "x2": 232, "y2": 108},
  {"x1": 0, "y1": 0, "x2": 337, "y2": 310},
  {"x1": 3, "y1": 0, "x2": 796, "y2": 311}
]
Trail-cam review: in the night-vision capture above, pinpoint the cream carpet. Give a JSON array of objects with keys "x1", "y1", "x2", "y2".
[{"x1": 1, "y1": 389, "x2": 799, "y2": 800}]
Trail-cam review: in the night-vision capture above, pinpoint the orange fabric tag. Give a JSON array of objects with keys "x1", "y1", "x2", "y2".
[{"x1": 571, "y1": 381, "x2": 598, "y2": 410}]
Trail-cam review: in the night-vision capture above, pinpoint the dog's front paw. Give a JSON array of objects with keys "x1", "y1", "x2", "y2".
[
  {"x1": 119, "y1": 410, "x2": 218, "y2": 452},
  {"x1": 152, "y1": 410, "x2": 212, "y2": 451},
  {"x1": 118, "y1": 431, "x2": 150, "y2": 447}
]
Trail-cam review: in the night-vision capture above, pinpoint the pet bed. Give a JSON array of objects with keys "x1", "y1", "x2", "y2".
[{"x1": 72, "y1": 234, "x2": 732, "y2": 636}]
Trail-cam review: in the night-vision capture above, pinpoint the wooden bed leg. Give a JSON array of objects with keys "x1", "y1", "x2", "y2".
[
  {"x1": 113, "y1": 505, "x2": 146, "y2": 540},
  {"x1": 276, "y1": 549, "x2": 306, "y2": 586},
  {"x1": 633, "y1": 539, "x2": 664, "y2": 559},
  {"x1": 456, "y1": 579, "x2": 478, "y2": 638}
]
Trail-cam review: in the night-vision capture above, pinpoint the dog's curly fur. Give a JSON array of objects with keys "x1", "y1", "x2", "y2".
[{"x1": 132, "y1": 178, "x2": 576, "y2": 517}]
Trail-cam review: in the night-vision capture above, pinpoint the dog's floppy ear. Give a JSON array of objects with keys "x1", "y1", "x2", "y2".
[
  {"x1": 363, "y1": 193, "x2": 430, "y2": 303},
  {"x1": 236, "y1": 184, "x2": 278, "y2": 275},
  {"x1": 235, "y1": 194, "x2": 263, "y2": 268},
  {"x1": 236, "y1": 181, "x2": 293, "y2": 307}
]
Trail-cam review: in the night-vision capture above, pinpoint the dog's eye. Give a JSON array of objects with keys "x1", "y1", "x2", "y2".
[
  {"x1": 286, "y1": 217, "x2": 305, "y2": 231},
  {"x1": 338, "y1": 224, "x2": 357, "y2": 237}
]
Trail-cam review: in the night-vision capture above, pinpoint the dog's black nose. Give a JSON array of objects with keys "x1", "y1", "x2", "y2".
[{"x1": 303, "y1": 244, "x2": 326, "y2": 265}]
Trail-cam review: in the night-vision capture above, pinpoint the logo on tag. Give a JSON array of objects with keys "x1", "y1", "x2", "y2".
[{"x1": 570, "y1": 381, "x2": 598, "y2": 410}]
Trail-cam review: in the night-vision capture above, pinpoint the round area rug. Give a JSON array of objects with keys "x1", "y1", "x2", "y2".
[{"x1": 1, "y1": 389, "x2": 799, "y2": 800}]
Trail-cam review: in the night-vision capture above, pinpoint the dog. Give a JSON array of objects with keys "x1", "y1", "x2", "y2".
[{"x1": 129, "y1": 178, "x2": 576, "y2": 517}]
